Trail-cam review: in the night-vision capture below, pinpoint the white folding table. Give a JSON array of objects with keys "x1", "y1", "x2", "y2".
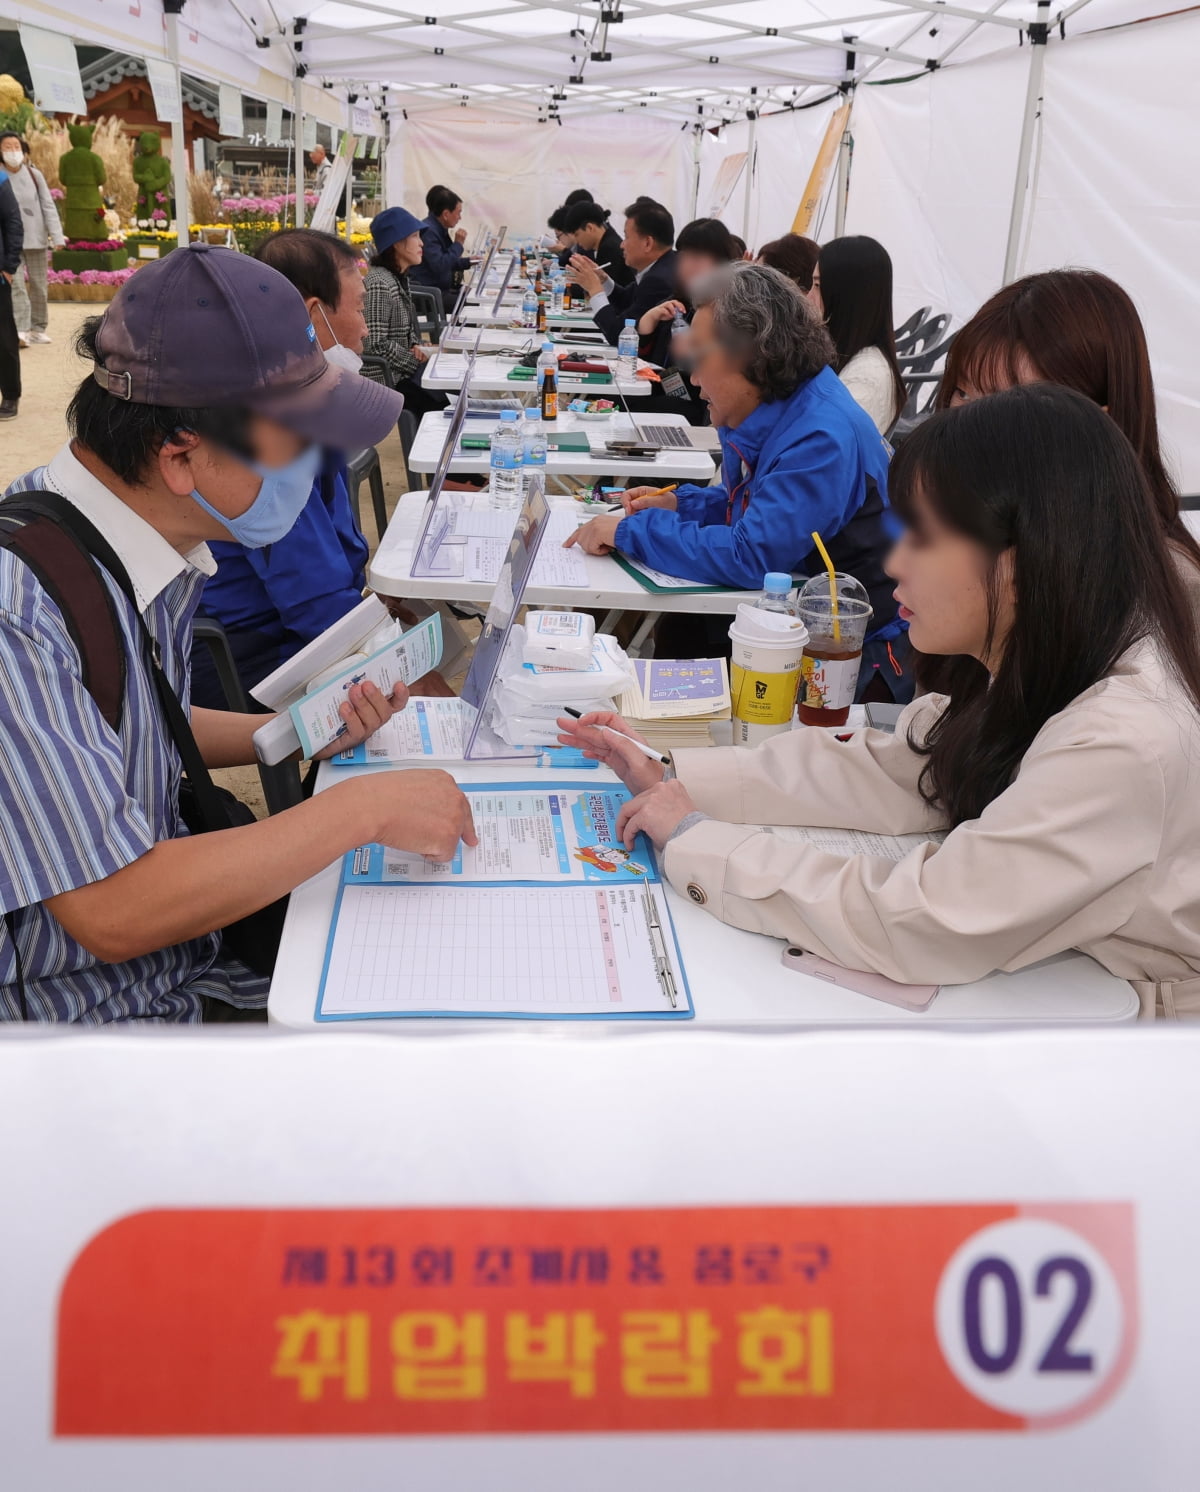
[
  {"x1": 269, "y1": 758, "x2": 1140, "y2": 1032},
  {"x1": 423, "y1": 349, "x2": 652, "y2": 397},
  {"x1": 405, "y1": 408, "x2": 716, "y2": 483},
  {"x1": 368, "y1": 490, "x2": 748, "y2": 615}
]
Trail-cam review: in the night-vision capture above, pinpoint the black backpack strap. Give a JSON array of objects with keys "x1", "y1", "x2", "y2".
[
  {"x1": 2, "y1": 491, "x2": 232, "y2": 838},
  {"x1": 0, "y1": 493, "x2": 126, "y2": 732}
]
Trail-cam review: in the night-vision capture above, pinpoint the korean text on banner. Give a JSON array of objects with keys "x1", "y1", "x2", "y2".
[{"x1": 55, "y1": 1203, "x2": 1136, "y2": 1436}]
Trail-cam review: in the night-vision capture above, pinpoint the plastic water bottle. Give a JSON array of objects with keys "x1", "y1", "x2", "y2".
[
  {"x1": 536, "y1": 340, "x2": 558, "y2": 391},
  {"x1": 755, "y1": 572, "x2": 798, "y2": 616},
  {"x1": 522, "y1": 408, "x2": 548, "y2": 491},
  {"x1": 489, "y1": 408, "x2": 524, "y2": 510},
  {"x1": 521, "y1": 281, "x2": 538, "y2": 330},
  {"x1": 551, "y1": 272, "x2": 565, "y2": 316},
  {"x1": 671, "y1": 307, "x2": 690, "y2": 338},
  {"x1": 618, "y1": 319, "x2": 639, "y2": 378}
]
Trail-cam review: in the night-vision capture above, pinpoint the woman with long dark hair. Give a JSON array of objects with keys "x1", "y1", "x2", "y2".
[
  {"x1": 939, "y1": 268, "x2": 1200, "y2": 608},
  {"x1": 810, "y1": 235, "x2": 906, "y2": 434},
  {"x1": 560, "y1": 385, "x2": 1200, "y2": 1016}
]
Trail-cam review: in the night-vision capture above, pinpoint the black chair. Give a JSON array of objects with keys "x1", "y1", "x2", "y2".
[
  {"x1": 893, "y1": 306, "x2": 932, "y2": 349},
  {"x1": 410, "y1": 287, "x2": 446, "y2": 345},
  {"x1": 346, "y1": 445, "x2": 388, "y2": 542},
  {"x1": 397, "y1": 410, "x2": 424, "y2": 491},
  {"x1": 897, "y1": 313, "x2": 952, "y2": 365},
  {"x1": 191, "y1": 618, "x2": 304, "y2": 816}
]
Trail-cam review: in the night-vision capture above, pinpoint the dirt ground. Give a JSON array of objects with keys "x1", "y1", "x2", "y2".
[{"x1": 0, "y1": 300, "x2": 419, "y2": 816}]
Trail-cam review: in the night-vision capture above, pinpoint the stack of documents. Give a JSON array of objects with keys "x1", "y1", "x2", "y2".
[{"x1": 616, "y1": 657, "x2": 732, "y2": 752}]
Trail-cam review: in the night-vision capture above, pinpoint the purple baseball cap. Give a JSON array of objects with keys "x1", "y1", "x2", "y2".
[{"x1": 91, "y1": 242, "x2": 403, "y2": 449}]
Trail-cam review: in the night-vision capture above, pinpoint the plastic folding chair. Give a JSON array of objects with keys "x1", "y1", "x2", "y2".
[
  {"x1": 346, "y1": 445, "x2": 389, "y2": 542},
  {"x1": 893, "y1": 307, "x2": 932, "y2": 349},
  {"x1": 191, "y1": 618, "x2": 304, "y2": 815},
  {"x1": 410, "y1": 287, "x2": 446, "y2": 345},
  {"x1": 897, "y1": 313, "x2": 952, "y2": 366}
]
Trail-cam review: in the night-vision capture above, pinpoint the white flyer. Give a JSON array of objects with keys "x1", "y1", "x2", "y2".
[
  {"x1": 342, "y1": 695, "x2": 470, "y2": 763},
  {"x1": 287, "y1": 613, "x2": 444, "y2": 758}
]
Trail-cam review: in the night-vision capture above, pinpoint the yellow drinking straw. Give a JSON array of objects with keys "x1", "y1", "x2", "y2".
[{"x1": 810, "y1": 530, "x2": 842, "y2": 640}]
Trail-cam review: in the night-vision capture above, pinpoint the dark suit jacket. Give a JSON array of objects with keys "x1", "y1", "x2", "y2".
[
  {"x1": 591, "y1": 248, "x2": 679, "y2": 364},
  {"x1": 410, "y1": 215, "x2": 464, "y2": 296}
]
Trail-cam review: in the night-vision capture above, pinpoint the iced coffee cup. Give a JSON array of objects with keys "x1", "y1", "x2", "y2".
[{"x1": 795, "y1": 573, "x2": 872, "y2": 728}]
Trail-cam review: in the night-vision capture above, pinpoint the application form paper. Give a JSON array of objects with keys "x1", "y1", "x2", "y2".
[
  {"x1": 315, "y1": 781, "x2": 692, "y2": 1021},
  {"x1": 343, "y1": 695, "x2": 470, "y2": 762},
  {"x1": 458, "y1": 508, "x2": 588, "y2": 587},
  {"x1": 351, "y1": 784, "x2": 654, "y2": 884},
  {"x1": 287, "y1": 613, "x2": 444, "y2": 759}
]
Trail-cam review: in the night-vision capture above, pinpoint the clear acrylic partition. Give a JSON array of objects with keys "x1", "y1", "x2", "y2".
[
  {"x1": 461, "y1": 475, "x2": 551, "y2": 760},
  {"x1": 409, "y1": 351, "x2": 478, "y2": 580}
]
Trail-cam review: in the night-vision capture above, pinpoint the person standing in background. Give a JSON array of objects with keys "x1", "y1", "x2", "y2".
[
  {"x1": 0, "y1": 134, "x2": 65, "y2": 347},
  {"x1": 809, "y1": 236, "x2": 906, "y2": 435},
  {"x1": 409, "y1": 184, "x2": 467, "y2": 312},
  {"x1": 0, "y1": 170, "x2": 22, "y2": 420},
  {"x1": 309, "y1": 143, "x2": 331, "y2": 193}
]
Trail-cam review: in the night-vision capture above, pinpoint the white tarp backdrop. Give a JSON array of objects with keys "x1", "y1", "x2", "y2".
[{"x1": 390, "y1": 111, "x2": 693, "y2": 252}]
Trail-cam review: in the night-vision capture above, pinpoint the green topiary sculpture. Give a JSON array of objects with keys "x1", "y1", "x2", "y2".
[
  {"x1": 132, "y1": 129, "x2": 172, "y2": 227},
  {"x1": 58, "y1": 123, "x2": 107, "y2": 242}
]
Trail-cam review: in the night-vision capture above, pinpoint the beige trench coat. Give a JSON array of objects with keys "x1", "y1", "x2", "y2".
[{"x1": 666, "y1": 642, "x2": 1200, "y2": 1019}]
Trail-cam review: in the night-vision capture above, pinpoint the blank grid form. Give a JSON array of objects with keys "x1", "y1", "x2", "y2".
[{"x1": 318, "y1": 884, "x2": 683, "y2": 1019}]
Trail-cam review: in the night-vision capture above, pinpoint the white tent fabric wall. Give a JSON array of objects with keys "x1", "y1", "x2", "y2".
[
  {"x1": 844, "y1": 55, "x2": 1028, "y2": 337},
  {"x1": 700, "y1": 101, "x2": 843, "y2": 250},
  {"x1": 1025, "y1": 12, "x2": 1200, "y2": 492},
  {"x1": 396, "y1": 111, "x2": 693, "y2": 248},
  {"x1": 840, "y1": 12, "x2": 1200, "y2": 489}
]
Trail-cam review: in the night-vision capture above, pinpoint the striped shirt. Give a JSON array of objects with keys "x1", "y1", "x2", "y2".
[{"x1": 1, "y1": 445, "x2": 269, "y2": 1021}]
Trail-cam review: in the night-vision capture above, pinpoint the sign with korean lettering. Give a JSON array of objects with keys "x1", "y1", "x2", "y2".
[{"x1": 55, "y1": 1202, "x2": 1135, "y2": 1436}]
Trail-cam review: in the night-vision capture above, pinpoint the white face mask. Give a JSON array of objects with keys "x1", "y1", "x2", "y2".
[
  {"x1": 314, "y1": 302, "x2": 363, "y2": 374},
  {"x1": 1, "y1": 152, "x2": 23, "y2": 171}
]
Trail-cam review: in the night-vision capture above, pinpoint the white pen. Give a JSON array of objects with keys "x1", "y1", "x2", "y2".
[{"x1": 562, "y1": 707, "x2": 671, "y2": 766}]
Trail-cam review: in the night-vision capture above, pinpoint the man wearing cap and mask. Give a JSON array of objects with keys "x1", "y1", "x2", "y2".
[
  {"x1": 189, "y1": 227, "x2": 377, "y2": 707},
  {"x1": 0, "y1": 243, "x2": 477, "y2": 1023}
]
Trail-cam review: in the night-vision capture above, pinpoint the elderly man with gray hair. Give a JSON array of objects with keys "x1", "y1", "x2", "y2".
[{"x1": 566, "y1": 262, "x2": 910, "y2": 701}]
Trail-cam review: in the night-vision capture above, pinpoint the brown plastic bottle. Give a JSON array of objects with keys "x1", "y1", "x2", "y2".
[
  {"x1": 797, "y1": 636, "x2": 863, "y2": 728},
  {"x1": 541, "y1": 368, "x2": 558, "y2": 422}
]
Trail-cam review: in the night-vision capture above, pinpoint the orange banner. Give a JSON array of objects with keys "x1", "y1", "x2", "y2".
[{"x1": 55, "y1": 1203, "x2": 1135, "y2": 1436}]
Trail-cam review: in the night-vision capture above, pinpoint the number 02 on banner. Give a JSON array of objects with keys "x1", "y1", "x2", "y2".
[{"x1": 55, "y1": 1203, "x2": 1136, "y2": 1436}]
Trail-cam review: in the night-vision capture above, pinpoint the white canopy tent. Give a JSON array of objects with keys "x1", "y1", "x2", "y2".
[{"x1": 0, "y1": 0, "x2": 1196, "y2": 482}]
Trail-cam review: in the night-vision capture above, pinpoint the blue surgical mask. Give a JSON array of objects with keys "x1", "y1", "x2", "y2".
[{"x1": 191, "y1": 444, "x2": 322, "y2": 548}]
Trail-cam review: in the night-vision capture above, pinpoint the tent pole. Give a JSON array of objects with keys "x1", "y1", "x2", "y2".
[
  {"x1": 834, "y1": 89, "x2": 854, "y2": 237},
  {"x1": 741, "y1": 110, "x2": 757, "y2": 245},
  {"x1": 1002, "y1": 0, "x2": 1051, "y2": 283},
  {"x1": 164, "y1": 4, "x2": 191, "y2": 242},
  {"x1": 344, "y1": 98, "x2": 354, "y2": 243},
  {"x1": 292, "y1": 61, "x2": 305, "y2": 229},
  {"x1": 692, "y1": 124, "x2": 702, "y2": 220}
]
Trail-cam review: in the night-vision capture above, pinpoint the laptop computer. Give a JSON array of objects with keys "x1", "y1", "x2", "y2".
[{"x1": 614, "y1": 383, "x2": 721, "y2": 453}]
